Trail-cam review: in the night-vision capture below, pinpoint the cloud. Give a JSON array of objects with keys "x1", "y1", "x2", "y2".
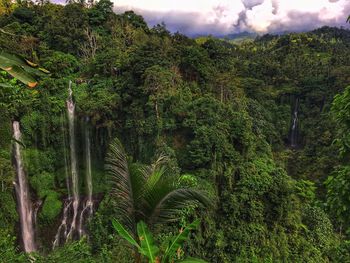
[
  {"x1": 115, "y1": 0, "x2": 246, "y2": 35},
  {"x1": 244, "y1": 0, "x2": 350, "y2": 33},
  {"x1": 113, "y1": 0, "x2": 350, "y2": 35}
]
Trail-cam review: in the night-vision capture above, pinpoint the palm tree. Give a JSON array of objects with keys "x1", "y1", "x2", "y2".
[{"x1": 105, "y1": 138, "x2": 210, "y2": 235}]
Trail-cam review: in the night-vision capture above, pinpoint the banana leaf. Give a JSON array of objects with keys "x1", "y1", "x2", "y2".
[
  {"x1": 0, "y1": 83, "x2": 12, "y2": 88},
  {"x1": 112, "y1": 219, "x2": 141, "y2": 250},
  {"x1": 0, "y1": 50, "x2": 49, "y2": 87},
  {"x1": 162, "y1": 219, "x2": 200, "y2": 263},
  {"x1": 3, "y1": 65, "x2": 38, "y2": 88},
  {"x1": 137, "y1": 221, "x2": 159, "y2": 263}
]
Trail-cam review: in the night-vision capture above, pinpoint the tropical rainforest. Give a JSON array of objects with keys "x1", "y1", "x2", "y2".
[{"x1": 1, "y1": 1, "x2": 350, "y2": 262}]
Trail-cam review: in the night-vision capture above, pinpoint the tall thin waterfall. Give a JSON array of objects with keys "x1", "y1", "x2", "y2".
[
  {"x1": 85, "y1": 127, "x2": 93, "y2": 213},
  {"x1": 62, "y1": 112, "x2": 71, "y2": 199},
  {"x1": 13, "y1": 121, "x2": 36, "y2": 253},
  {"x1": 78, "y1": 122, "x2": 93, "y2": 237},
  {"x1": 53, "y1": 113, "x2": 72, "y2": 248},
  {"x1": 290, "y1": 98, "x2": 299, "y2": 148},
  {"x1": 66, "y1": 80, "x2": 79, "y2": 240}
]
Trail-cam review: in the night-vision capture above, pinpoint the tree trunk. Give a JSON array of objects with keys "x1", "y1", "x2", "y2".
[
  {"x1": 220, "y1": 85, "x2": 223, "y2": 103},
  {"x1": 1, "y1": 169, "x2": 3, "y2": 192},
  {"x1": 155, "y1": 100, "x2": 159, "y2": 121}
]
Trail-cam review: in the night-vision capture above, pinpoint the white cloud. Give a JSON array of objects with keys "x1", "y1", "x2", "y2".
[
  {"x1": 113, "y1": 0, "x2": 350, "y2": 35},
  {"x1": 115, "y1": 0, "x2": 246, "y2": 34},
  {"x1": 245, "y1": 0, "x2": 349, "y2": 32},
  {"x1": 116, "y1": 0, "x2": 243, "y2": 14},
  {"x1": 245, "y1": 0, "x2": 276, "y2": 32}
]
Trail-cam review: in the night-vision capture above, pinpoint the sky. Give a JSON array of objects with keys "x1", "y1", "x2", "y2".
[{"x1": 113, "y1": 0, "x2": 350, "y2": 36}]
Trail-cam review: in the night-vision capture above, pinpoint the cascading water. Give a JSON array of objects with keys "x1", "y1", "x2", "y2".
[
  {"x1": 66, "y1": 80, "x2": 80, "y2": 240},
  {"x1": 290, "y1": 98, "x2": 299, "y2": 148},
  {"x1": 78, "y1": 122, "x2": 93, "y2": 237},
  {"x1": 62, "y1": 112, "x2": 71, "y2": 199},
  {"x1": 53, "y1": 113, "x2": 72, "y2": 248},
  {"x1": 53, "y1": 81, "x2": 95, "y2": 248},
  {"x1": 12, "y1": 121, "x2": 36, "y2": 253},
  {"x1": 85, "y1": 126, "x2": 93, "y2": 217},
  {"x1": 53, "y1": 200, "x2": 72, "y2": 248}
]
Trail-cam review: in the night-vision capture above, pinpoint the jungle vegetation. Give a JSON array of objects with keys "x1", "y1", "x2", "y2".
[{"x1": 1, "y1": 0, "x2": 350, "y2": 262}]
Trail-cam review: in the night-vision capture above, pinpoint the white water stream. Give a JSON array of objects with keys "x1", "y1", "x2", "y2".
[{"x1": 13, "y1": 121, "x2": 36, "y2": 252}]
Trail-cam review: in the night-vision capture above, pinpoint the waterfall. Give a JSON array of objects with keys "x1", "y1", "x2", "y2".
[
  {"x1": 290, "y1": 98, "x2": 299, "y2": 148},
  {"x1": 62, "y1": 112, "x2": 71, "y2": 199},
  {"x1": 12, "y1": 121, "x2": 36, "y2": 253},
  {"x1": 53, "y1": 113, "x2": 73, "y2": 248},
  {"x1": 53, "y1": 200, "x2": 72, "y2": 248},
  {"x1": 66, "y1": 80, "x2": 79, "y2": 240},
  {"x1": 78, "y1": 121, "x2": 93, "y2": 237},
  {"x1": 85, "y1": 123, "x2": 93, "y2": 215},
  {"x1": 53, "y1": 81, "x2": 95, "y2": 248}
]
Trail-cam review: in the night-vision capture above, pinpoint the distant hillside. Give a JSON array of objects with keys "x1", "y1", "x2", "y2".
[
  {"x1": 223, "y1": 31, "x2": 257, "y2": 43},
  {"x1": 194, "y1": 31, "x2": 257, "y2": 44}
]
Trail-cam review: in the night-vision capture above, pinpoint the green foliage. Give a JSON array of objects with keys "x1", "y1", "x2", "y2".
[
  {"x1": 106, "y1": 138, "x2": 210, "y2": 234},
  {"x1": 0, "y1": 4, "x2": 349, "y2": 261},
  {"x1": 0, "y1": 50, "x2": 49, "y2": 87},
  {"x1": 331, "y1": 86, "x2": 350, "y2": 156},
  {"x1": 42, "y1": 51, "x2": 79, "y2": 77},
  {"x1": 40, "y1": 190, "x2": 62, "y2": 222},
  {"x1": 30, "y1": 171, "x2": 55, "y2": 198},
  {"x1": 120, "y1": 11, "x2": 149, "y2": 31},
  {"x1": 74, "y1": 81, "x2": 120, "y2": 127},
  {"x1": 0, "y1": 191, "x2": 18, "y2": 228},
  {"x1": 25, "y1": 150, "x2": 61, "y2": 222},
  {"x1": 325, "y1": 166, "x2": 350, "y2": 232},
  {"x1": 0, "y1": 229, "x2": 27, "y2": 262},
  {"x1": 328, "y1": 240, "x2": 350, "y2": 262},
  {"x1": 24, "y1": 148, "x2": 55, "y2": 174},
  {"x1": 295, "y1": 180, "x2": 316, "y2": 203},
  {"x1": 0, "y1": 151, "x2": 18, "y2": 228},
  {"x1": 89, "y1": 199, "x2": 134, "y2": 262},
  {"x1": 302, "y1": 205, "x2": 335, "y2": 252},
  {"x1": 112, "y1": 219, "x2": 140, "y2": 249},
  {"x1": 162, "y1": 219, "x2": 200, "y2": 263},
  {"x1": 88, "y1": 0, "x2": 114, "y2": 25},
  {"x1": 137, "y1": 221, "x2": 160, "y2": 262},
  {"x1": 36, "y1": 239, "x2": 94, "y2": 263},
  {"x1": 113, "y1": 219, "x2": 207, "y2": 262}
]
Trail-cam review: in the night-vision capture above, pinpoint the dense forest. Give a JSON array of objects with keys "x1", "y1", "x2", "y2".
[{"x1": 1, "y1": 1, "x2": 350, "y2": 262}]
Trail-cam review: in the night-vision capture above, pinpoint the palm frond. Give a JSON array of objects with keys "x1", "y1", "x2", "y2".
[
  {"x1": 139, "y1": 153, "x2": 169, "y2": 180},
  {"x1": 107, "y1": 139, "x2": 210, "y2": 230},
  {"x1": 143, "y1": 169, "x2": 165, "y2": 199},
  {"x1": 135, "y1": 166, "x2": 166, "y2": 222},
  {"x1": 151, "y1": 153, "x2": 169, "y2": 171},
  {"x1": 129, "y1": 162, "x2": 148, "y2": 205},
  {"x1": 106, "y1": 138, "x2": 136, "y2": 232},
  {"x1": 145, "y1": 177, "x2": 210, "y2": 224}
]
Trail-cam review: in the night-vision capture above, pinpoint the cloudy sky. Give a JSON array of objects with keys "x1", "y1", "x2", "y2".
[{"x1": 113, "y1": 0, "x2": 350, "y2": 36}]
